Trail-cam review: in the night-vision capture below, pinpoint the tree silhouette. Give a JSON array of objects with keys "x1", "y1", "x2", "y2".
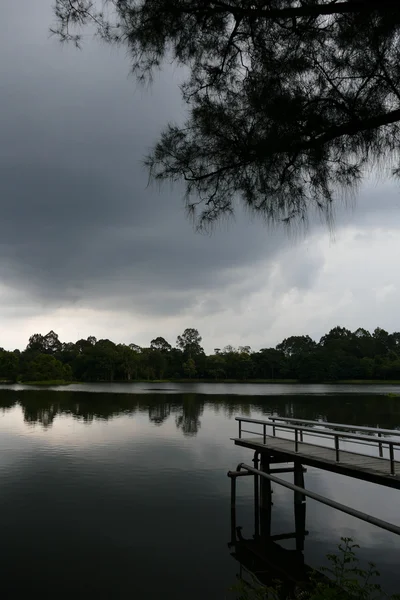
[{"x1": 52, "y1": 0, "x2": 400, "y2": 229}]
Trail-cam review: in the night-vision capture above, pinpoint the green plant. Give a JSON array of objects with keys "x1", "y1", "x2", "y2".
[
  {"x1": 230, "y1": 538, "x2": 400, "y2": 600},
  {"x1": 312, "y1": 538, "x2": 381, "y2": 600}
]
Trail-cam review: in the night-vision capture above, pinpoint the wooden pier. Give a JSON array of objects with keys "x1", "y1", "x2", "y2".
[
  {"x1": 227, "y1": 416, "x2": 400, "y2": 592},
  {"x1": 233, "y1": 416, "x2": 400, "y2": 489},
  {"x1": 228, "y1": 416, "x2": 400, "y2": 546}
]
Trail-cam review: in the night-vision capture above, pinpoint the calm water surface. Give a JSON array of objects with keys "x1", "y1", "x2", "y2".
[{"x1": 0, "y1": 382, "x2": 400, "y2": 598}]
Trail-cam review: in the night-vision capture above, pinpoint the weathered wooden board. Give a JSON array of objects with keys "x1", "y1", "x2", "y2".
[{"x1": 233, "y1": 435, "x2": 400, "y2": 490}]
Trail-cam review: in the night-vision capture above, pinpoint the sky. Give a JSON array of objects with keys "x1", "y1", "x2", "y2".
[{"x1": 0, "y1": 0, "x2": 400, "y2": 354}]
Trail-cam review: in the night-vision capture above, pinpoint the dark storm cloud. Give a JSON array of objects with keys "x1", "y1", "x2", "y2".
[
  {"x1": 0, "y1": 158, "x2": 284, "y2": 316},
  {"x1": 0, "y1": 0, "x2": 295, "y2": 319},
  {"x1": 2, "y1": 0, "x2": 400, "y2": 330}
]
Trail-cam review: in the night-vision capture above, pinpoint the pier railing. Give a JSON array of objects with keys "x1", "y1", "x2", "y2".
[
  {"x1": 235, "y1": 416, "x2": 400, "y2": 475},
  {"x1": 228, "y1": 462, "x2": 400, "y2": 536}
]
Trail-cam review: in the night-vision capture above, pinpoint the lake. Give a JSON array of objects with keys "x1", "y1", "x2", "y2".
[{"x1": 0, "y1": 382, "x2": 400, "y2": 598}]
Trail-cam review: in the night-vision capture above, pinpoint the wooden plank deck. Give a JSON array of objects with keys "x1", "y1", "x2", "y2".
[{"x1": 233, "y1": 435, "x2": 400, "y2": 490}]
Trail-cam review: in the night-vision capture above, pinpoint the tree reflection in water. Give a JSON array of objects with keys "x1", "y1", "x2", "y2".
[
  {"x1": 175, "y1": 394, "x2": 204, "y2": 436},
  {"x1": 148, "y1": 402, "x2": 171, "y2": 426},
  {"x1": 0, "y1": 388, "x2": 400, "y2": 434}
]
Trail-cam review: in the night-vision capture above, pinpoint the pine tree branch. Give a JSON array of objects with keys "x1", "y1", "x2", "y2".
[{"x1": 180, "y1": 0, "x2": 400, "y2": 22}]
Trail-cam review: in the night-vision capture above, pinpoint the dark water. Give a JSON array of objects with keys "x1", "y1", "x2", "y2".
[{"x1": 0, "y1": 382, "x2": 400, "y2": 598}]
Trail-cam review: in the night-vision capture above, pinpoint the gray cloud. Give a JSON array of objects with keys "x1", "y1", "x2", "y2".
[
  {"x1": 0, "y1": 0, "x2": 292, "y2": 321},
  {"x1": 1, "y1": 0, "x2": 400, "y2": 351}
]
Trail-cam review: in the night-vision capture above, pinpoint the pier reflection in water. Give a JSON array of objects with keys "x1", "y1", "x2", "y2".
[{"x1": 229, "y1": 452, "x2": 310, "y2": 597}]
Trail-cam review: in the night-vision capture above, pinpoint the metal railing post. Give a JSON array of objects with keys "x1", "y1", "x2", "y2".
[
  {"x1": 263, "y1": 423, "x2": 266, "y2": 444},
  {"x1": 272, "y1": 418, "x2": 276, "y2": 437},
  {"x1": 390, "y1": 443, "x2": 395, "y2": 475},
  {"x1": 300, "y1": 429, "x2": 304, "y2": 442},
  {"x1": 335, "y1": 435, "x2": 340, "y2": 462},
  {"x1": 295, "y1": 428, "x2": 299, "y2": 452},
  {"x1": 378, "y1": 432, "x2": 383, "y2": 458},
  {"x1": 239, "y1": 420, "x2": 242, "y2": 439}
]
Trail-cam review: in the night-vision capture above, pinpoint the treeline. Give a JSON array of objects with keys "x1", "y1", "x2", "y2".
[{"x1": 1, "y1": 326, "x2": 400, "y2": 383}]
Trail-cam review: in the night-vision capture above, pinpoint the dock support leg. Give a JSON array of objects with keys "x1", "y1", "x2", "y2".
[
  {"x1": 294, "y1": 502, "x2": 306, "y2": 553},
  {"x1": 260, "y1": 453, "x2": 273, "y2": 540},
  {"x1": 230, "y1": 475, "x2": 237, "y2": 545},
  {"x1": 294, "y1": 461, "x2": 305, "y2": 504},
  {"x1": 253, "y1": 452, "x2": 260, "y2": 538},
  {"x1": 294, "y1": 461, "x2": 306, "y2": 552}
]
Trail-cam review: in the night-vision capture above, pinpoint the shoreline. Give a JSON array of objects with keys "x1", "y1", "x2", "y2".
[{"x1": 5, "y1": 378, "x2": 400, "y2": 386}]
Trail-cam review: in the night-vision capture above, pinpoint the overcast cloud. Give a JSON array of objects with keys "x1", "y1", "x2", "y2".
[{"x1": 0, "y1": 0, "x2": 400, "y2": 353}]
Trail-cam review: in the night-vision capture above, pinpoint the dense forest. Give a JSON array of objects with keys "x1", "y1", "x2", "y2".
[{"x1": 1, "y1": 326, "x2": 400, "y2": 383}]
